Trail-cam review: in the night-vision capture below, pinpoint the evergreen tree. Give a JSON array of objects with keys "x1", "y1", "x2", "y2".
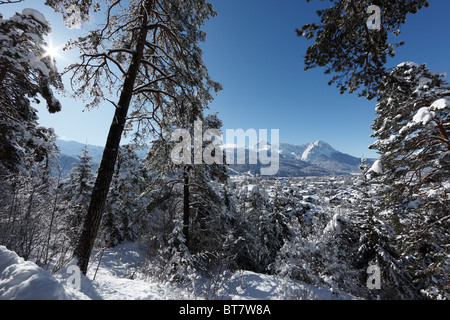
[
  {"x1": 144, "y1": 112, "x2": 229, "y2": 277},
  {"x1": 102, "y1": 145, "x2": 147, "y2": 248},
  {"x1": 369, "y1": 63, "x2": 449, "y2": 299},
  {"x1": 221, "y1": 180, "x2": 260, "y2": 272},
  {"x1": 187, "y1": 114, "x2": 228, "y2": 254},
  {"x1": 298, "y1": 0, "x2": 448, "y2": 299},
  {"x1": 245, "y1": 184, "x2": 280, "y2": 272},
  {"x1": 227, "y1": 179, "x2": 292, "y2": 274},
  {"x1": 0, "y1": 5, "x2": 64, "y2": 268},
  {"x1": 60, "y1": 145, "x2": 95, "y2": 248},
  {"x1": 355, "y1": 158, "x2": 419, "y2": 299},
  {"x1": 0, "y1": 8, "x2": 62, "y2": 180},
  {"x1": 274, "y1": 205, "x2": 359, "y2": 297}
]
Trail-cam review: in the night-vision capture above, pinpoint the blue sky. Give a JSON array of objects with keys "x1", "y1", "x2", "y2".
[{"x1": 2, "y1": 0, "x2": 450, "y2": 158}]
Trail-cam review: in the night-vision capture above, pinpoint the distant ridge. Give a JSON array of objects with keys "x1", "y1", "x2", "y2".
[{"x1": 55, "y1": 139, "x2": 374, "y2": 177}]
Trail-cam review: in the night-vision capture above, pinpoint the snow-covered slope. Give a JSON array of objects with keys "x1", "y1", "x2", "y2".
[
  {"x1": 0, "y1": 246, "x2": 72, "y2": 300},
  {"x1": 278, "y1": 142, "x2": 309, "y2": 160},
  {"x1": 300, "y1": 140, "x2": 337, "y2": 162},
  {"x1": 279, "y1": 141, "x2": 371, "y2": 174},
  {"x1": 0, "y1": 243, "x2": 356, "y2": 300}
]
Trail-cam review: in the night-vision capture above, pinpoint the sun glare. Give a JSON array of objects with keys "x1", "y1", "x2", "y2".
[{"x1": 41, "y1": 38, "x2": 63, "y2": 64}]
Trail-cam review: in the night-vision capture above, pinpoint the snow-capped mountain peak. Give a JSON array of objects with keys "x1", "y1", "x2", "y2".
[{"x1": 301, "y1": 140, "x2": 337, "y2": 162}]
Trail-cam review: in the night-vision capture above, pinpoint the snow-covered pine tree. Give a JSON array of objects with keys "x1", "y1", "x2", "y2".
[
  {"x1": 298, "y1": 0, "x2": 448, "y2": 299},
  {"x1": 59, "y1": 145, "x2": 95, "y2": 248},
  {"x1": 244, "y1": 183, "x2": 283, "y2": 273},
  {"x1": 45, "y1": 0, "x2": 221, "y2": 274},
  {"x1": 355, "y1": 158, "x2": 419, "y2": 299},
  {"x1": 219, "y1": 179, "x2": 260, "y2": 272},
  {"x1": 0, "y1": 8, "x2": 62, "y2": 180},
  {"x1": 273, "y1": 205, "x2": 335, "y2": 292},
  {"x1": 0, "y1": 8, "x2": 63, "y2": 261},
  {"x1": 266, "y1": 188, "x2": 291, "y2": 272},
  {"x1": 187, "y1": 114, "x2": 228, "y2": 254},
  {"x1": 102, "y1": 145, "x2": 147, "y2": 248},
  {"x1": 369, "y1": 62, "x2": 449, "y2": 299},
  {"x1": 144, "y1": 112, "x2": 229, "y2": 277}
]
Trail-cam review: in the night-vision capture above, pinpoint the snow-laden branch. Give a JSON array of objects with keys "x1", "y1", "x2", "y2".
[
  {"x1": 0, "y1": 0, "x2": 24, "y2": 4},
  {"x1": 132, "y1": 88, "x2": 177, "y2": 100},
  {"x1": 132, "y1": 73, "x2": 175, "y2": 93},
  {"x1": 82, "y1": 53, "x2": 127, "y2": 75}
]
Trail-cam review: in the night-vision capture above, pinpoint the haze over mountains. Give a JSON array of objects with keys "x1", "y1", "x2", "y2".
[{"x1": 56, "y1": 139, "x2": 375, "y2": 177}]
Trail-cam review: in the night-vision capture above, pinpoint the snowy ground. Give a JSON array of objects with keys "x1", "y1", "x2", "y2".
[{"x1": 0, "y1": 242, "x2": 355, "y2": 300}]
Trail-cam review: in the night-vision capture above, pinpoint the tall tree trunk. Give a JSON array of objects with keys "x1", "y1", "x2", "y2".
[
  {"x1": 183, "y1": 168, "x2": 190, "y2": 250},
  {"x1": 73, "y1": 21, "x2": 149, "y2": 275}
]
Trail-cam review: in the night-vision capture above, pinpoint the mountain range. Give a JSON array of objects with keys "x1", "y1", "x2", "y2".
[
  {"x1": 56, "y1": 139, "x2": 374, "y2": 177},
  {"x1": 225, "y1": 140, "x2": 374, "y2": 177}
]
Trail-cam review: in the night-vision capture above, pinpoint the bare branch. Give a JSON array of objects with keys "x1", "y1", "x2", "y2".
[
  {"x1": 0, "y1": 0, "x2": 24, "y2": 4},
  {"x1": 83, "y1": 53, "x2": 127, "y2": 75}
]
